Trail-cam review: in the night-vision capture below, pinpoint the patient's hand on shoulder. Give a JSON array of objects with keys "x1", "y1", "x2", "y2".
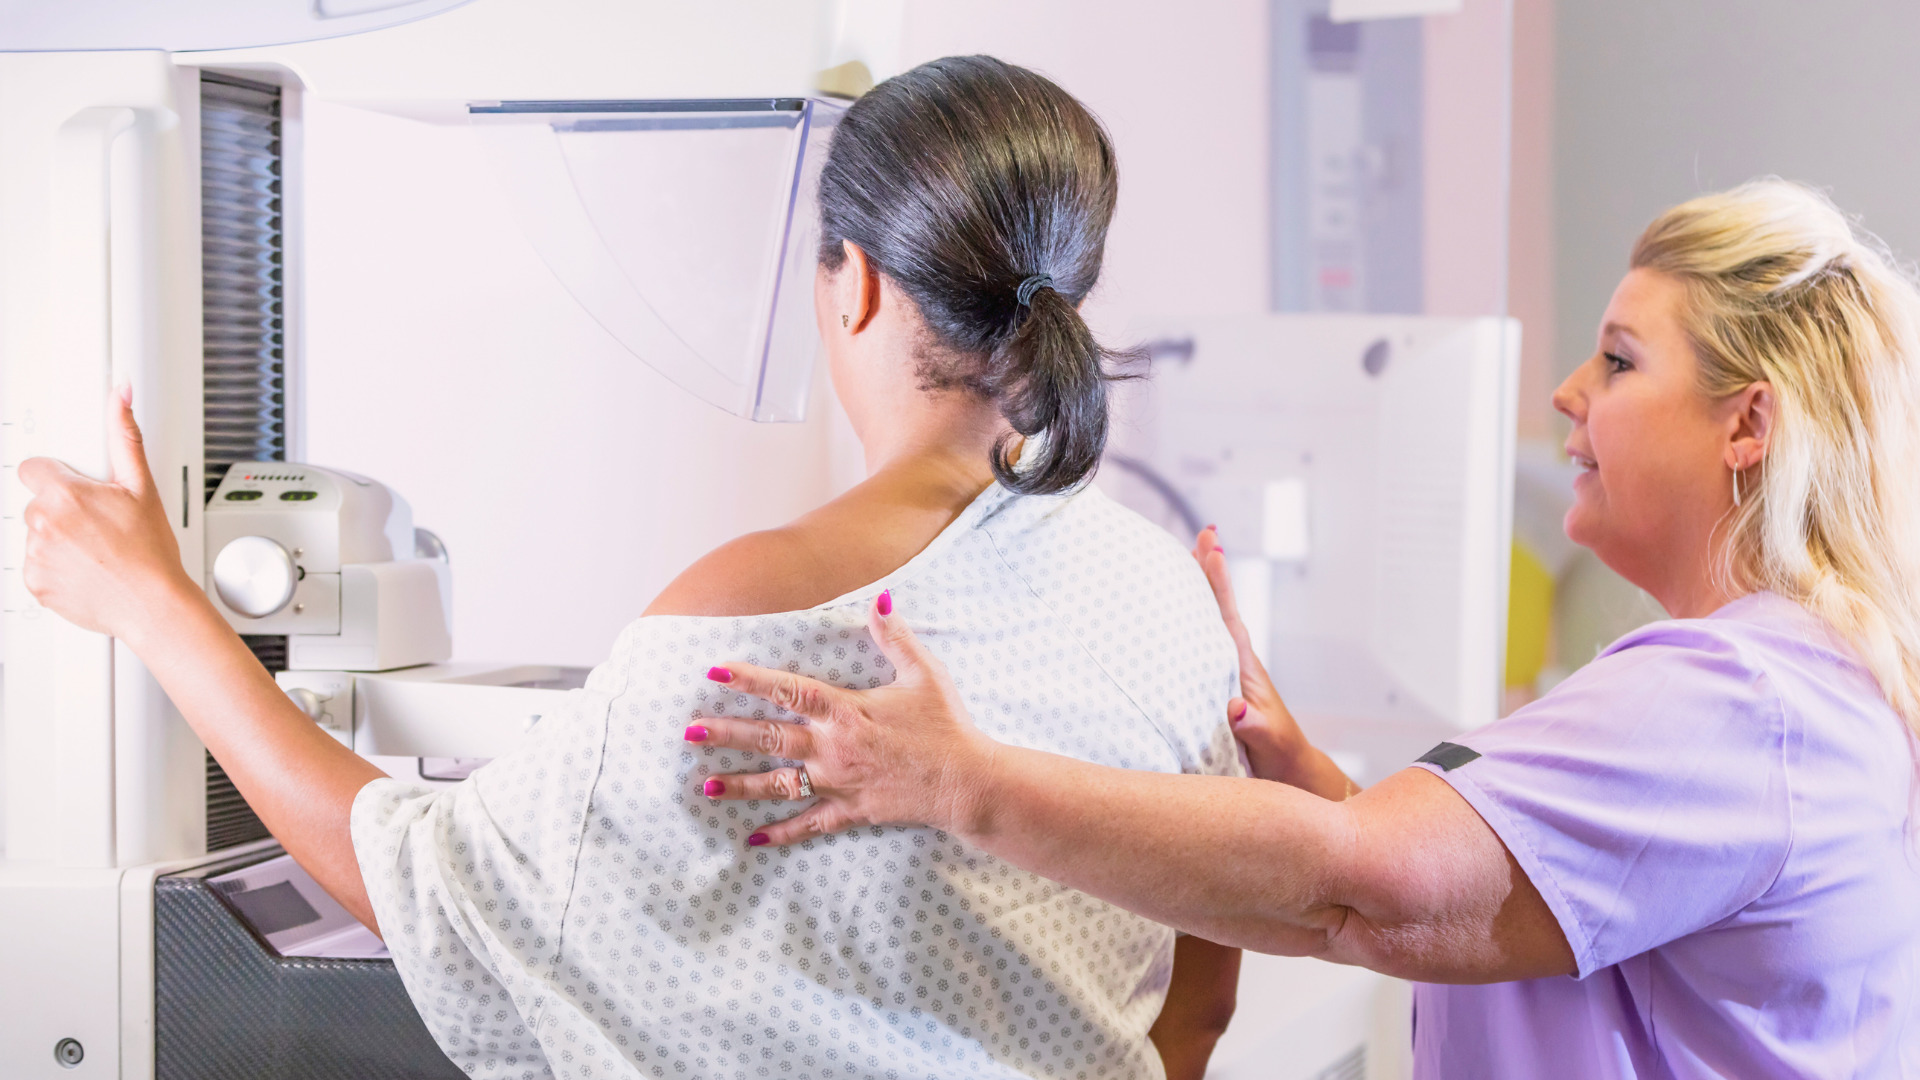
[{"x1": 1149, "y1": 934, "x2": 1240, "y2": 1080}]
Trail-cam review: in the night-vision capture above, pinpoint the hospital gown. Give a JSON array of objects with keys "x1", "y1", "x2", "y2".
[{"x1": 352, "y1": 482, "x2": 1245, "y2": 1080}]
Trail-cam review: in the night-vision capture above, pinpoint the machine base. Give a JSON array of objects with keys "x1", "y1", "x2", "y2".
[{"x1": 155, "y1": 847, "x2": 459, "y2": 1080}]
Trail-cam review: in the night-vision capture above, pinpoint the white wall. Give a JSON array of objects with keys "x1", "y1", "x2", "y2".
[
  {"x1": 184, "y1": 0, "x2": 1282, "y2": 670},
  {"x1": 209, "y1": 1, "x2": 848, "y2": 667},
  {"x1": 296, "y1": 100, "x2": 844, "y2": 666},
  {"x1": 1554, "y1": 0, "x2": 1920, "y2": 386},
  {"x1": 266, "y1": 0, "x2": 1283, "y2": 668}
]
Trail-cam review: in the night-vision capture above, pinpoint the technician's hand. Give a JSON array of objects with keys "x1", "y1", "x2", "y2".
[
  {"x1": 1192, "y1": 527, "x2": 1352, "y2": 796},
  {"x1": 20, "y1": 385, "x2": 194, "y2": 640},
  {"x1": 687, "y1": 593, "x2": 1002, "y2": 847}
]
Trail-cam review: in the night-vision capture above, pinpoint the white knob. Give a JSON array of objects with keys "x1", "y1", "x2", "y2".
[
  {"x1": 212, "y1": 535, "x2": 298, "y2": 619},
  {"x1": 285, "y1": 687, "x2": 326, "y2": 722}
]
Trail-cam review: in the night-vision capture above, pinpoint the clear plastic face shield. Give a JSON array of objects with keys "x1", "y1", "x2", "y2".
[{"x1": 469, "y1": 97, "x2": 847, "y2": 423}]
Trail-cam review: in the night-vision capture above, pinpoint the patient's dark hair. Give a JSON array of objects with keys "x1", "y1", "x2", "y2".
[{"x1": 817, "y1": 55, "x2": 1136, "y2": 496}]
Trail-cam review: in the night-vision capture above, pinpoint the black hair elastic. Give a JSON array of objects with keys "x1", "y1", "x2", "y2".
[{"x1": 1015, "y1": 273, "x2": 1055, "y2": 307}]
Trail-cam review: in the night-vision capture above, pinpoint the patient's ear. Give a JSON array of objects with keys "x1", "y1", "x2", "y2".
[{"x1": 844, "y1": 241, "x2": 881, "y2": 333}]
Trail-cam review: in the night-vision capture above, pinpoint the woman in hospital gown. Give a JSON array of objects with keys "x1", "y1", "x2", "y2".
[{"x1": 19, "y1": 57, "x2": 1246, "y2": 1080}]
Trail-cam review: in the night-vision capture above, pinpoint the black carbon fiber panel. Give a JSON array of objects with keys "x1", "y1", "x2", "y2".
[{"x1": 155, "y1": 850, "x2": 464, "y2": 1080}]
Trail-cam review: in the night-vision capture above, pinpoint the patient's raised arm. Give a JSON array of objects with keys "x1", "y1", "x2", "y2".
[{"x1": 20, "y1": 388, "x2": 386, "y2": 930}]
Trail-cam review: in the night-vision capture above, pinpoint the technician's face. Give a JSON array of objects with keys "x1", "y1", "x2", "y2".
[{"x1": 1553, "y1": 268, "x2": 1728, "y2": 584}]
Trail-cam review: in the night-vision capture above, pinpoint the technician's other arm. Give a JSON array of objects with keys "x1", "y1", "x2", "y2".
[{"x1": 20, "y1": 389, "x2": 384, "y2": 931}]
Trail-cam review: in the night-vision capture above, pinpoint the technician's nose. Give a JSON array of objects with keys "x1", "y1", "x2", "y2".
[{"x1": 1552, "y1": 362, "x2": 1588, "y2": 424}]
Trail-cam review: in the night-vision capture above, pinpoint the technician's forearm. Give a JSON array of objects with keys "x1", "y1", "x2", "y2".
[
  {"x1": 959, "y1": 746, "x2": 1362, "y2": 957},
  {"x1": 124, "y1": 577, "x2": 385, "y2": 931}
]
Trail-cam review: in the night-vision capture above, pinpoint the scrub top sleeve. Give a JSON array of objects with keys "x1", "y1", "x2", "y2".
[
  {"x1": 1413, "y1": 624, "x2": 1793, "y2": 978},
  {"x1": 351, "y1": 625, "x2": 634, "y2": 1079}
]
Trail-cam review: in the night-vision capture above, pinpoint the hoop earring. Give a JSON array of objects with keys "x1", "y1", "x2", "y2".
[{"x1": 1732, "y1": 466, "x2": 1742, "y2": 508}]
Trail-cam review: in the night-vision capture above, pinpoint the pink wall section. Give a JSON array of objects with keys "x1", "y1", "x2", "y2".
[
  {"x1": 1423, "y1": 0, "x2": 1558, "y2": 439},
  {"x1": 1422, "y1": 0, "x2": 1513, "y2": 320},
  {"x1": 897, "y1": 1, "x2": 1274, "y2": 334},
  {"x1": 1505, "y1": 0, "x2": 1557, "y2": 440}
]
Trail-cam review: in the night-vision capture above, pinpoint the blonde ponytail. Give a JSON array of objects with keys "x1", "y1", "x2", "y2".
[{"x1": 1632, "y1": 178, "x2": 1920, "y2": 743}]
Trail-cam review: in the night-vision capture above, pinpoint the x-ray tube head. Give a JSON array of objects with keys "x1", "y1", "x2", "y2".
[{"x1": 471, "y1": 97, "x2": 846, "y2": 423}]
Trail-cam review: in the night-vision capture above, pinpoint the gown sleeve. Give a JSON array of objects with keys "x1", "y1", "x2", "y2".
[
  {"x1": 350, "y1": 624, "x2": 640, "y2": 1078},
  {"x1": 1412, "y1": 619, "x2": 1794, "y2": 978}
]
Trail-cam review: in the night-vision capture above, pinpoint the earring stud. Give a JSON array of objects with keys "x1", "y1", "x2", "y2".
[{"x1": 842, "y1": 314, "x2": 849, "y2": 328}]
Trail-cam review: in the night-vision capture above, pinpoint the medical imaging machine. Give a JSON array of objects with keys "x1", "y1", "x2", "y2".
[{"x1": 0, "y1": 2, "x2": 1517, "y2": 1078}]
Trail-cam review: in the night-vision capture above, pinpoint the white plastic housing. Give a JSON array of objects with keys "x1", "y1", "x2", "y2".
[
  {"x1": 279, "y1": 662, "x2": 585, "y2": 760},
  {"x1": 205, "y1": 462, "x2": 450, "y2": 669},
  {"x1": 1108, "y1": 315, "x2": 1519, "y2": 742},
  {"x1": 470, "y1": 97, "x2": 844, "y2": 422},
  {"x1": 0, "y1": 0, "x2": 475, "y2": 52}
]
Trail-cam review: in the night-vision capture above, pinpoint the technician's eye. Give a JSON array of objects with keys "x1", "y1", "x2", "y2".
[{"x1": 1603, "y1": 351, "x2": 1633, "y2": 374}]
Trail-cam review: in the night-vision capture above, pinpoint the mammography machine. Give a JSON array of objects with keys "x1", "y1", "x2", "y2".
[
  {"x1": 1110, "y1": 315, "x2": 1519, "y2": 777},
  {"x1": 0, "y1": 5, "x2": 845, "y2": 1074},
  {"x1": 0, "y1": 2, "x2": 1517, "y2": 1078}
]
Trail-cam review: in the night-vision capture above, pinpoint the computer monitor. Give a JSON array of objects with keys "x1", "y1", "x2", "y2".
[{"x1": 1101, "y1": 314, "x2": 1519, "y2": 783}]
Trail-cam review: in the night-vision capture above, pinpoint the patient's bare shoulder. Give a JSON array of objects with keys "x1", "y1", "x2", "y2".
[
  {"x1": 643, "y1": 525, "x2": 837, "y2": 617},
  {"x1": 644, "y1": 477, "x2": 983, "y2": 618}
]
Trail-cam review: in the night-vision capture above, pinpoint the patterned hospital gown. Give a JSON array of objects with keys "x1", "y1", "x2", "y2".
[{"x1": 352, "y1": 482, "x2": 1244, "y2": 1080}]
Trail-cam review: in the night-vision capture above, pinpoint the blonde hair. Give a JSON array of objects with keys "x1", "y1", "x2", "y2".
[{"x1": 1633, "y1": 178, "x2": 1920, "y2": 742}]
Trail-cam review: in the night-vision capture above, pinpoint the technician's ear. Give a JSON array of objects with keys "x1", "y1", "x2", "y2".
[
  {"x1": 1726, "y1": 380, "x2": 1776, "y2": 470},
  {"x1": 842, "y1": 240, "x2": 880, "y2": 334}
]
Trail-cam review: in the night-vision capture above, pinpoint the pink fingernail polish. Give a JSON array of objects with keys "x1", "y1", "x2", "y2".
[
  {"x1": 684, "y1": 724, "x2": 709, "y2": 742},
  {"x1": 1207, "y1": 523, "x2": 1217, "y2": 532},
  {"x1": 747, "y1": 832, "x2": 769, "y2": 847},
  {"x1": 708, "y1": 666, "x2": 732, "y2": 683},
  {"x1": 704, "y1": 778, "x2": 725, "y2": 796},
  {"x1": 877, "y1": 590, "x2": 893, "y2": 617},
  {"x1": 1231, "y1": 702, "x2": 1248, "y2": 722},
  {"x1": 1215, "y1": 546, "x2": 1225, "y2": 555}
]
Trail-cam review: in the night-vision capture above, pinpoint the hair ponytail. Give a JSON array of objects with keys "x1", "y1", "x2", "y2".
[
  {"x1": 817, "y1": 56, "x2": 1135, "y2": 496},
  {"x1": 987, "y1": 284, "x2": 1132, "y2": 494}
]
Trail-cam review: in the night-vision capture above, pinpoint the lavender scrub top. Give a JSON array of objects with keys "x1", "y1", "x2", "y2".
[{"x1": 1411, "y1": 591, "x2": 1920, "y2": 1078}]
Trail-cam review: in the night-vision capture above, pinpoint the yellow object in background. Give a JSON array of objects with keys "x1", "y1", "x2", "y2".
[{"x1": 1506, "y1": 540, "x2": 1554, "y2": 687}]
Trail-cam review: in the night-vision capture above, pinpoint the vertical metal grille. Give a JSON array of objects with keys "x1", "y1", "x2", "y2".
[
  {"x1": 204, "y1": 754, "x2": 268, "y2": 851},
  {"x1": 202, "y1": 72, "x2": 284, "y2": 851},
  {"x1": 201, "y1": 72, "x2": 285, "y2": 499},
  {"x1": 240, "y1": 634, "x2": 289, "y2": 672},
  {"x1": 205, "y1": 636, "x2": 287, "y2": 851}
]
